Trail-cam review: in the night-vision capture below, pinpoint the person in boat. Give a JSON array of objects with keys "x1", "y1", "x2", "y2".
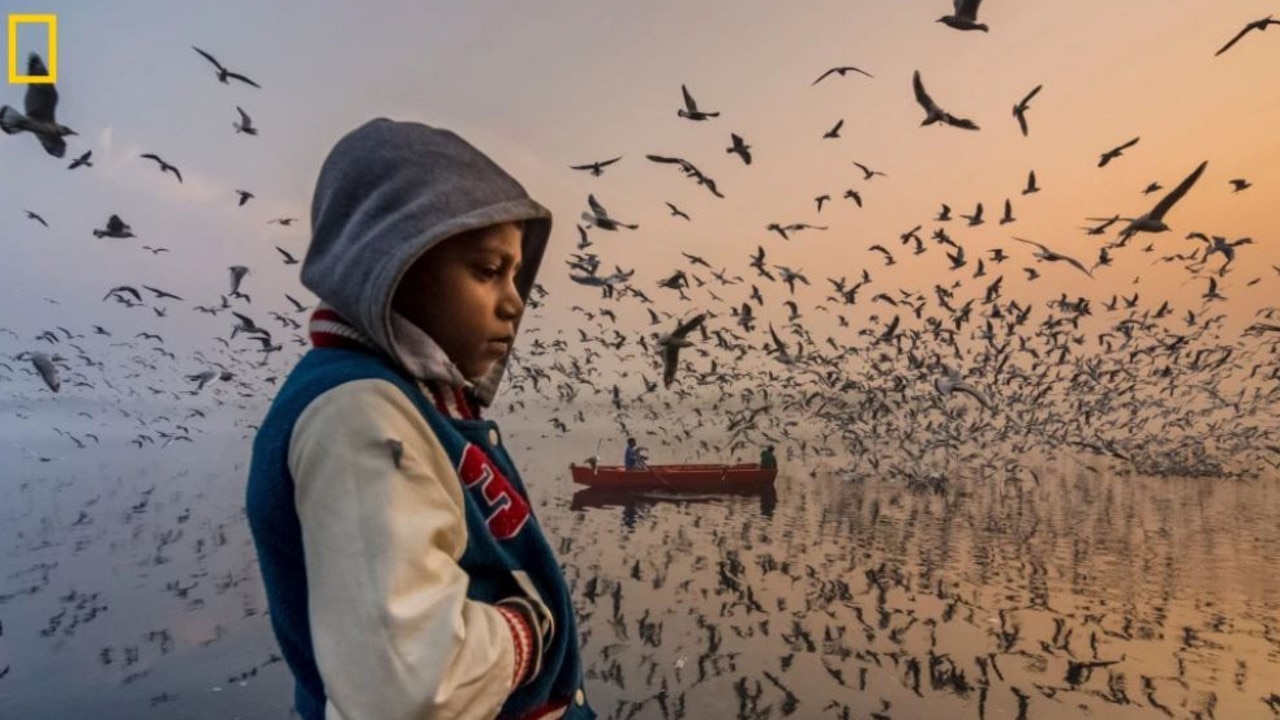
[
  {"x1": 624, "y1": 437, "x2": 647, "y2": 470},
  {"x1": 246, "y1": 119, "x2": 594, "y2": 720},
  {"x1": 760, "y1": 445, "x2": 778, "y2": 470}
]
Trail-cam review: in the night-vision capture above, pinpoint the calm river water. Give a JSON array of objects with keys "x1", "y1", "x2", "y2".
[{"x1": 2, "y1": 416, "x2": 1279, "y2": 719}]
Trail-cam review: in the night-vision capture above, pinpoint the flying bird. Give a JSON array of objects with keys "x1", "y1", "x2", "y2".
[
  {"x1": 235, "y1": 189, "x2": 254, "y2": 206},
  {"x1": 67, "y1": 150, "x2": 92, "y2": 169},
  {"x1": 229, "y1": 266, "x2": 250, "y2": 294},
  {"x1": 1022, "y1": 169, "x2": 1041, "y2": 194},
  {"x1": 811, "y1": 66, "x2": 874, "y2": 85},
  {"x1": 0, "y1": 53, "x2": 77, "y2": 158},
  {"x1": 822, "y1": 119, "x2": 844, "y2": 139},
  {"x1": 24, "y1": 210, "x2": 48, "y2": 227},
  {"x1": 938, "y1": 0, "x2": 989, "y2": 32},
  {"x1": 93, "y1": 214, "x2": 135, "y2": 239},
  {"x1": 913, "y1": 71, "x2": 980, "y2": 130},
  {"x1": 25, "y1": 352, "x2": 61, "y2": 392},
  {"x1": 1228, "y1": 178, "x2": 1251, "y2": 193},
  {"x1": 934, "y1": 363, "x2": 993, "y2": 411},
  {"x1": 665, "y1": 202, "x2": 691, "y2": 221},
  {"x1": 276, "y1": 246, "x2": 300, "y2": 264},
  {"x1": 268, "y1": 217, "x2": 298, "y2": 226},
  {"x1": 1012, "y1": 84, "x2": 1042, "y2": 136},
  {"x1": 1214, "y1": 15, "x2": 1280, "y2": 57},
  {"x1": 1011, "y1": 237, "x2": 1094, "y2": 278},
  {"x1": 658, "y1": 313, "x2": 706, "y2": 387},
  {"x1": 233, "y1": 106, "x2": 258, "y2": 135},
  {"x1": 192, "y1": 46, "x2": 261, "y2": 88},
  {"x1": 569, "y1": 156, "x2": 622, "y2": 176},
  {"x1": 727, "y1": 133, "x2": 752, "y2": 164},
  {"x1": 677, "y1": 84, "x2": 719, "y2": 121},
  {"x1": 1097, "y1": 137, "x2": 1139, "y2": 167},
  {"x1": 582, "y1": 194, "x2": 638, "y2": 230},
  {"x1": 1117, "y1": 160, "x2": 1207, "y2": 238},
  {"x1": 853, "y1": 161, "x2": 887, "y2": 180},
  {"x1": 140, "y1": 153, "x2": 183, "y2": 183}
]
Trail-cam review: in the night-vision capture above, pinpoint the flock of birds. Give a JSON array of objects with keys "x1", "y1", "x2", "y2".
[{"x1": 2, "y1": 4, "x2": 1280, "y2": 712}]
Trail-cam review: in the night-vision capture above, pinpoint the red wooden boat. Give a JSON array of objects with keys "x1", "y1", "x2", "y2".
[{"x1": 569, "y1": 462, "x2": 777, "y2": 492}]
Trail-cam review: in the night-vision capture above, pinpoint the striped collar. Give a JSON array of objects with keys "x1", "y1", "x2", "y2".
[{"x1": 308, "y1": 304, "x2": 482, "y2": 420}]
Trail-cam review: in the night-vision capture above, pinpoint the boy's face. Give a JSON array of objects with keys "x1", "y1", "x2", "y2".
[{"x1": 394, "y1": 222, "x2": 524, "y2": 380}]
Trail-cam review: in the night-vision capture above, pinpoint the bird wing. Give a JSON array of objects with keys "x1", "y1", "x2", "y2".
[
  {"x1": 769, "y1": 324, "x2": 786, "y2": 353},
  {"x1": 912, "y1": 71, "x2": 935, "y2": 112},
  {"x1": 812, "y1": 68, "x2": 837, "y2": 85},
  {"x1": 23, "y1": 56, "x2": 59, "y2": 123},
  {"x1": 192, "y1": 46, "x2": 224, "y2": 71},
  {"x1": 681, "y1": 84, "x2": 697, "y2": 112},
  {"x1": 958, "y1": 0, "x2": 983, "y2": 20},
  {"x1": 945, "y1": 113, "x2": 980, "y2": 131},
  {"x1": 236, "y1": 106, "x2": 251, "y2": 124},
  {"x1": 1010, "y1": 236, "x2": 1049, "y2": 254},
  {"x1": 1015, "y1": 110, "x2": 1029, "y2": 137},
  {"x1": 587, "y1": 193, "x2": 606, "y2": 217},
  {"x1": 1215, "y1": 24, "x2": 1256, "y2": 56},
  {"x1": 673, "y1": 313, "x2": 707, "y2": 339},
  {"x1": 645, "y1": 154, "x2": 683, "y2": 165},
  {"x1": 1019, "y1": 84, "x2": 1043, "y2": 107},
  {"x1": 662, "y1": 344, "x2": 680, "y2": 386},
  {"x1": 1149, "y1": 160, "x2": 1207, "y2": 221},
  {"x1": 224, "y1": 71, "x2": 261, "y2": 88}
]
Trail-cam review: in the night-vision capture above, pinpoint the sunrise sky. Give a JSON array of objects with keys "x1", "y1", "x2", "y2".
[{"x1": 1, "y1": 0, "x2": 1277, "y2": 396}]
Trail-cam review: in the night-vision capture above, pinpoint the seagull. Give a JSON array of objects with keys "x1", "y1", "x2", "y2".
[
  {"x1": 569, "y1": 156, "x2": 622, "y2": 176},
  {"x1": 843, "y1": 189, "x2": 863, "y2": 208},
  {"x1": 999, "y1": 198, "x2": 1015, "y2": 225},
  {"x1": 658, "y1": 313, "x2": 706, "y2": 387},
  {"x1": 936, "y1": 204, "x2": 952, "y2": 221},
  {"x1": 1012, "y1": 84, "x2": 1042, "y2": 136},
  {"x1": 93, "y1": 214, "x2": 135, "y2": 239},
  {"x1": 0, "y1": 53, "x2": 77, "y2": 158},
  {"x1": 1097, "y1": 137, "x2": 1139, "y2": 167},
  {"x1": 677, "y1": 84, "x2": 719, "y2": 121},
  {"x1": 192, "y1": 47, "x2": 261, "y2": 88},
  {"x1": 645, "y1": 154, "x2": 725, "y2": 198},
  {"x1": 140, "y1": 153, "x2": 183, "y2": 183},
  {"x1": 853, "y1": 161, "x2": 887, "y2": 180},
  {"x1": 823, "y1": 119, "x2": 844, "y2": 139},
  {"x1": 1141, "y1": 181, "x2": 1163, "y2": 195},
  {"x1": 235, "y1": 189, "x2": 254, "y2": 206},
  {"x1": 582, "y1": 194, "x2": 638, "y2": 230},
  {"x1": 938, "y1": 0, "x2": 989, "y2": 32},
  {"x1": 727, "y1": 133, "x2": 752, "y2": 164},
  {"x1": 1215, "y1": 15, "x2": 1280, "y2": 57},
  {"x1": 811, "y1": 66, "x2": 874, "y2": 85},
  {"x1": 142, "y1": 285, "x2": 184, "y2": 301},
  {"x1": 229, "y1": 266, "x2": 250, "y2": 294},
  {"x1": 1199, "y1": 235, "x2": 1254, "y2": 275},
  {"x1": 1011, "y1": 237, "x2": 1094, "y2": 278},
  {"x1": 1022, "y1": 169, "x2": 1041, "y2": 194},
  {"x1": 186, "y1": 370, "x2": 219, "y2": 393},
  {"x1": 1228, "y1": 178, "x2": 1251, "y2": 193},
  {"x1": 24, "y1": 351, "x2": 62, "y2": 393},
  {"x1": 815, "y1": 195, "x2": 831, "y2": 213},
  {"x1": 1117, "y1": 160, "x2": 1207, "y2": 239},
  {"x1": 961, "y1": 203, "x2": 984, "y2": 226},
  {"x1": 285, "y1": 294, "x2": 311, "y2": 313},
  {"x1": 24, "y1": 210, "x2": 48, "y2": 227},
  {"x1": 767, "y1": 324, "x2": 798, "y2": 365},
  {"x1": 913, "y1": 71, "x2": 980, "y2": 130},
  {"x1": 67, "y1": 150, "x2": 92, "y2": 170},
  {"x1": 275, "y1": 246, "x2": 299, "y2": 264},
  {"x1": 934, "y1": 363, "x2": 993, "y2": 411}
]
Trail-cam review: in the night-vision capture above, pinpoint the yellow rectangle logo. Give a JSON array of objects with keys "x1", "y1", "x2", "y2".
[{"x1": 8, "y1": 14, "x2": 58, "y2": 84}]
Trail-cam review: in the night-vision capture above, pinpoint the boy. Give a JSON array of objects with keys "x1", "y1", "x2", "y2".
[{"x1": 246, "y1": 119, "x2": 594, "y2": 720}]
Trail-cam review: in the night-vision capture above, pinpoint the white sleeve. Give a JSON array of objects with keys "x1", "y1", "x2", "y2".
[{"x1": 288, "y1": 378, "x2": 517, "y2": 720}]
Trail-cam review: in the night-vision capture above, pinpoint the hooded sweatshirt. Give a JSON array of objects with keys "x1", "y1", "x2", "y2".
[{"x1": 246, "y1": 119, "x2": 593, "y2": 720}]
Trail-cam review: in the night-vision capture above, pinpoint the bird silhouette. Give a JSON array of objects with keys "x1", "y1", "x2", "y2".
[
  {"x1": 0, "y1": 53, "x2": 77, "y2": 158},
  {"x1": 192, "y1": 47, "x2": 261, "y2": 88},
  {"x1": 913, "y1": 71, "x2": 979, "y2": 130}
]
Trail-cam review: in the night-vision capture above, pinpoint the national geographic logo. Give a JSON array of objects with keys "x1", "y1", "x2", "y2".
[{"x1": 7, "y1": 14, "x2": 58, "y2": 84}]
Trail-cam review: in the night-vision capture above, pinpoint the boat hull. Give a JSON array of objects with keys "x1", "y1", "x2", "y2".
[{"x1": 569, "y1": 463, "x2": 777, "y2": 492}]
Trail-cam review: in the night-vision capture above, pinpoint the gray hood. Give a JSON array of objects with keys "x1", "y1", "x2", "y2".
[{"x1": 300, "y1": 118, "x2": 551, "y2": 407}]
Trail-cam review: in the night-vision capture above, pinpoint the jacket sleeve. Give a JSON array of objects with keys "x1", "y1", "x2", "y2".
[{"x1": 288, "y1": 378, "x2": 526, "y2": 720}]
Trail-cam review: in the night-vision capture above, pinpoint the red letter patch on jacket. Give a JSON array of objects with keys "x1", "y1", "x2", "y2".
[{"x1": 457, "y1": 444, "x2": 531, "y2": 540}]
